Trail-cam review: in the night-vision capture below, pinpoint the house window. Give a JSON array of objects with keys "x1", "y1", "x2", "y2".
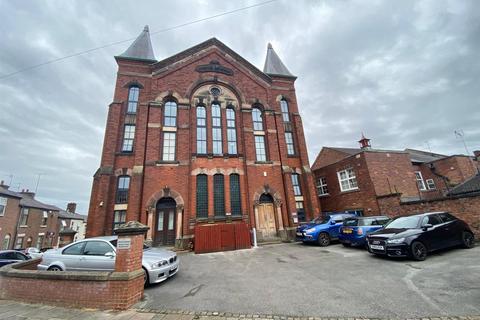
[
  {"x1": 41, "y1": 211, "x2": 48, "y2": 226},
  {"x1": 121, "y1": 125, "x2": 135, "y2": 152},
  {"x1": 196, "y1": 106, "x2": 207, "y2": 154},
  {"x1": 36, "y1": 235, "x2": 44, "y2": 249},
  {"x1": 15, "y1": 236, "x2": 23, "y2": 249},
  {"x1": 60, "y1": 219, "x2": 67, "y2": 230},
  {"x1": 317, "y1": 177, "x2": 328, "y2": 195},
  {"x1": 230, "y1": 174, "x2": 242, "y2": 216},
  {"x1": 0, "y1": 197, "x2": 6, "y2": 216},
  {"x1": 127, "y1": 86, "x2": 139, "y2": 114},
  {"x1": 196, "y1": 174, "x2": 208, "y2": 218},
  {"x1": 163, "y1": 101, "x2": 177, "y2": 127},
  {"x1": 337, "y1": 168, "x2": 358, "y2": 192},
  {"x1": 296, "y1": 201, "x2": 305, "y2": 222},
  {"x1": 162, "y1": 132, "x2": 176, "y2": 161},
  {"x1": 213, "y1": 174, "x2": 225, "y2": 217},
  {"x1": 280, "y1": 99, "x2": 290, "y2": 122},
  {"x1": 19, "y1": 208, "x2": 29, "y2": 226},
  {"x1": 252, "y1": 107, "x2": 264, "y2": 131},
  {"x1": 426, "y1": 178, "x2": 436, "y2": 190},
  {"x1": 291, "y1": 173, "x2": 302, "y2": 196},
  {"x1": 113, "y1": 210, "x2": 127, "y2": 229},
  {"x1": 2, "y1": 234, "x2": 10, "y2": 250},
  {"x1": 285, "y1": 132, "x2": 295, "y2": 155},
  {"x1": 116, "y1": 176, "x2": 130, "y2": 204},
  {"x1": 226, "y1": 107, "x2": 237, "y2": 154},
  {"x1": 415, "y1": 171, "x2": 426, "y2": 191},
  {"x1": 212, "y1": 103, "x2": 222, "y2": 155},
  {"x1": 254, "y1": 135, "x2": 267, "y2": 161}
]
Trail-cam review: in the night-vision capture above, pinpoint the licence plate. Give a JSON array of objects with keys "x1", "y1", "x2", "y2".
[
  {"x1": 370, "y1": 245, "x2": 384, "y2": 250},
  {"x1": 343, "y1": 229, "x2": 352, "y2": 234},
  {"x1": 296, "y1": 232, "x2": 303, "y2": 236}
]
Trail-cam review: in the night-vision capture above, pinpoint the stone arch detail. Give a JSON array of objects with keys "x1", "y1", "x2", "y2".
[
  {"x1": 187, "y1": 79, "x2": 246, "y2": 106},
  {"x1": 253, "y1": 184, "x2": 282, "y2": 207},
  {"x1": 146, "y1": 187, "x2": 185, "y2": 211},
  {"x1": 154, "y1": 90, "x2": 189, "y2": 105}
]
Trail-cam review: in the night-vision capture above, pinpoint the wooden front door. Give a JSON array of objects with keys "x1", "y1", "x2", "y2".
[
  {"x1": 155, "y1": 207, "x2": 176, "y2": 246},
  {"x1": 257, "y1": 203, "x2": 277, "y2": 239}
]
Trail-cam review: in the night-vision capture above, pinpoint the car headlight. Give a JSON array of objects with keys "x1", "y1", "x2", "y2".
[
  {"x1": 305, "y1": 228, "x2": 316, "y2": 233},
  {"x1": 151, "y1": 260, "x2": 168, "y2": 268},
  {"x1": 387, "y1": 238, "x2": 405, "y2": 244}
]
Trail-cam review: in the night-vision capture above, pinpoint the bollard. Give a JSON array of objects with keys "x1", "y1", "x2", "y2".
[{"x1": 252, "y1": 227, "x2": 258, "y2": 248}]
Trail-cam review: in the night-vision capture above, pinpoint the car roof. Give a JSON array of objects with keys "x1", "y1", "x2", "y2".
[
  {"x1": 353, "y1": 215, "x2": 389, "y2": 219},
  {"x1": 85, "y1": 236, "x2": 118, "y2": 241}
]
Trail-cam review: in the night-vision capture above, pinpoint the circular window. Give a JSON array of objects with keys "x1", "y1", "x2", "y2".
[{"x1": 210, "y1": 87, "x2": 221, "y2": 97}]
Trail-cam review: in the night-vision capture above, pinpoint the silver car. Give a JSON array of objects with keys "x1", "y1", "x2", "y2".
[{"x1": 37, "y1": 236, "x2": 179, "y2": 285}]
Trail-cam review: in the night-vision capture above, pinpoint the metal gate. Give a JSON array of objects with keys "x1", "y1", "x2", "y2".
[{"x1": 194, "y1": 223, "x2": 251, "y2": 254}]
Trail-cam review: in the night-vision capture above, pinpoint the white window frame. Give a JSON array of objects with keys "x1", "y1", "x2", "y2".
[
  {"x1": 0, "y1": 196, "x2": 7, "y2": 216},
  {"x1": 337, "y1": 168, "x2": 358, "y2": 192},
  {"x1": 415, "y1": 171, "x2": 427, "y2": 191},
  {"x1": 41, "y1": 211, "x2": 48, "y2": 226},
  {"x1": 426, "y1": 178, "x2": 436, "y2": 190},
  {"x1": 317, "y1": 177, "x2": 329, "y2": 196},
  {"x1": 19, "y1": 208, "x2": 29, "y2": 226}
]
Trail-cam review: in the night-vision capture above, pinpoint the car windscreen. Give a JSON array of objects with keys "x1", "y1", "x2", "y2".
[
  {"x1": 343, "y1": 219, "x2": 358, "y2": 226},
  {"x1": 311, "y1": 216, "x2": 330, "y2": 224},
  {"x1": 385, "y1": 216, "x2": 421, "y2": 229},
  {"x1": 110, "y1": 240, "x2": 150, "y2": 250}
]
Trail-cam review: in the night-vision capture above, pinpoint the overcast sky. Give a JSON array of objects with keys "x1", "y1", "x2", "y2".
[{"x1": 1, "y1": 0, "x2": 479, "y2": 214}]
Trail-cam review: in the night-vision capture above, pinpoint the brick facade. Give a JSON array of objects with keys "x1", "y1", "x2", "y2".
[
  {"x1": 0, "y1": 186, "x2": 21, "y2": 250},
  {"x1": 87, "y1": 37, "x2": 320, "y2": 247}
]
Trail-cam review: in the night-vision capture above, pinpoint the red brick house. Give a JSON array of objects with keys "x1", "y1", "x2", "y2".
[
  {"x1": 311, "y1": 136, "x2": 479, "y2": 216},
  {"x1": 86, "y1": 27, "x2": 320, "y2": 248}
]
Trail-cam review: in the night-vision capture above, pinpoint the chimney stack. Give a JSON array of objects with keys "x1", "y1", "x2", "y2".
[
  {"x1": 20, "y1": 189, "x2": 35, "y2": 198},
  {"x1": 0, "y1": 180, "x2": 8, "y2": 190},
  {"x1": 66, "y1": 202, "x2": 77, "y2": 213}
]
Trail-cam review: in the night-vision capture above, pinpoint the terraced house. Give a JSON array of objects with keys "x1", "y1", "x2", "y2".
[{"x1": 86, "y1": 27, "x2": 320, "y2": 248}]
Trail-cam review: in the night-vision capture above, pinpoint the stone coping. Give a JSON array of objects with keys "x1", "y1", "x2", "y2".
[{"x1": 0, "y1": 258, "x2": 143, "y2": 281}]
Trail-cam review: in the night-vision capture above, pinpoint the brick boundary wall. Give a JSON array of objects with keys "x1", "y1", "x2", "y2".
[
  {"x1": 0, "y1": 258, "x2": 144, "y2": 310},
  {"x1": 377, "y1": 193, "x2": 480, "y2": 237}
]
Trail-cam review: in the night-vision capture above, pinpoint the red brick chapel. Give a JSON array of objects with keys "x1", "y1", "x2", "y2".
[{"x1": 86, "y1": 26, "x2": 320, "y2": 248}]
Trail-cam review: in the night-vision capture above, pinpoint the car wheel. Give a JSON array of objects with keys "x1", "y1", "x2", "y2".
[
  {"x1": 47, "y1": 265, "x2": 62, "y2": 271},
  {"x1": 411, "y1": 241, "x2": 427, "y2": 261},
  {"x1": 342, "y1": 243, "x2": 351, "y2": 247},
  {"x1": 142, "y1": 267, "x2": 149, "y2": 287},
  {"x1": 317, "y1": 232, "x2": 330, "y2": 247},
  {"x1": 462, "y1": 231, "x2": 475, "y2": 249}
]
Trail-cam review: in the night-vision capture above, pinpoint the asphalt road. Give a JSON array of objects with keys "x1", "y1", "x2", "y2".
[{"x1": 139, "y1": 242, "x2": 480, "y2": 318}]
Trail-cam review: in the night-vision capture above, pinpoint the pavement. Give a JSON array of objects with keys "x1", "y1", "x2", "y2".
[{"x1": 139, "y1": 242, "x2": 480, "y2": 318}]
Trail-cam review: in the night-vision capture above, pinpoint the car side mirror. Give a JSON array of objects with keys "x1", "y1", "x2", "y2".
[
  {"x1": 330, "y1": 221, "x2": 336, "y2": 225},
  {"x1": 422, "y1": 223, "x2": 433, "y2": 230},
  {"x1": 105, "y1": 251, "x2": 116, "y2": 258}
]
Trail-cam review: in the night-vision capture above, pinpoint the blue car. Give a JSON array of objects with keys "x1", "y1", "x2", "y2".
[
  {"x1": 296, "y1": 213, "x2": 356, "y2": 246},
  {"x1": 338, "y1": 216, "x2": 390, "y2": 248}
]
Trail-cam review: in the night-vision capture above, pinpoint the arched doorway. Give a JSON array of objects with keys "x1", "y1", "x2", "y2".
[
  {"x1": 155, "y1": 197, "x2": 177, "y2": 246},
  {"x1": 257, "y1": 193, "x2": 277, "y2": 239}
]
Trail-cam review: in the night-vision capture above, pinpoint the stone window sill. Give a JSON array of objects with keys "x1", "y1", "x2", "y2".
[
  {"x1": 19, "y1": 225, "x2": 28, "y2": 228},
  {"x1": 255, "y1": 161, "x2": 273, "y2": 165},
  {"x1": 318, "y1": 193, "x2": 330, "y2": 197},
  {"x1": 340, "y1": 188, "x2": 360, "y2": 194}
]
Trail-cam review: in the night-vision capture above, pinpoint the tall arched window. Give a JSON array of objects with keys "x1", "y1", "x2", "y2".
[
  {"x1": 212, "y1": 103, "x2": 222, "y2": 155},
  {"x1": 116, "y1": 175, "x2": 130, "y2": 204},
  {"x1": 226, "y1": 107, "x2": 237, "y2": 154},
  {"x1": 213, "y1": 174, "x2": 225, "y2": 217},
  {"x1": 230, "y1": 174, "x2": 241, "y2": 216},
  {"x1": 252, "y1": 107, "x2": 263, "y2": 131},
  {"x1": 163, "y1": 101, "x2": 177, "y2": 127},
  {"x1": 280, "y1": 99, "x2": 290, "y2": 122},
  {"x1": 196, "y1": 174, "x2": 208, "y2": 218},
  {"x1": 196, "y1": 106, "x2": 207, "y2": 154},
  {"x1": 127, "y1": 86, "x2": 140, "y2": 114},
  {"x1": 2, "y1": 234, "x2": 10, "y2": 250}
]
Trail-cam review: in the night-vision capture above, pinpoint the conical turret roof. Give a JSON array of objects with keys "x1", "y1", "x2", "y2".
[
  {"x1": 117, "y1": 25, "x2": 156, "y2": 62},
  {"x1": 263, "y1": 43, "x2": 294, "y2": 77}
]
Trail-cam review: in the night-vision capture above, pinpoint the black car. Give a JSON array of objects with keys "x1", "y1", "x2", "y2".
[
  {"x1": 0, "y1": 250, "x2": 31, "y2": 267},
  {"x1": 366, "y1": 212, "x2": 475, "y2": 261}
]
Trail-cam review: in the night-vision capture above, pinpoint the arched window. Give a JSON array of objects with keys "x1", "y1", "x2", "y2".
[
  {"x1": 163, "y1": 101, "x2": 177, "y2": 127},
  {"x1": 196, "y1": 174, "x2": 208, "y2": 218},
  {"x1": 213, "y1": 174, "x2": 225, "y2": 217},
  {"x1": 212, "y1": 103, "x2": 222, "y2": 155},
  {"x1": 226, "y1": 107, "x2": 237, "y2": 154},
  {"x1": 230, "y1": 174, "x2": 241, "y2": 216},
  {"x1": 252, "y1": 107, "x2": 263, "y2": 131},
  {"x1": 196, "y1": 106, "x2": 207, "y2": 154},
  {"x1": 2, "y1": 234, "x2": 10, "y2": 250},
  {"x1": 127, "y1": 86, "x2": 140, "y2": 114},
  {"x1": 280, "y1": 99, "x2": 290, "y2": 122},
  {"x1": 116, "y1": 176, "x2": 130, "y2": 204}
]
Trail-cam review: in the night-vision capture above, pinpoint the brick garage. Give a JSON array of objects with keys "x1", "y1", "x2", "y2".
[{"x1": 86, "y1": 28, "x2": 320, "y2": 248}]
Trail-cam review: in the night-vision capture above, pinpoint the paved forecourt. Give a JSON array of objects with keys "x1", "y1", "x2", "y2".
[{"x1": 140, "y1": 242, "x2": 480, "y2": 318}]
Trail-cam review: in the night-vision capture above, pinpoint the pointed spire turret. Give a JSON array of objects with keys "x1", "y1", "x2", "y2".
[
  {"x1": 117, "y1": 25, "x2": 157, "y2": 62},
  {"x1": 358, "y1": 133, "x2": 371, "y2": 150},
  {"x1": 263, "y1": 43, "x2": 294, "y2": 77}
]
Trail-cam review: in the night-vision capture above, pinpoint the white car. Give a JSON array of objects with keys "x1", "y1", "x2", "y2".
[
  {"x1": 37, "y1": 236, "x2": 179, "y2": 285},
  {"x1": 24, "y1": 247, "x2": 43, "y2": 259}
]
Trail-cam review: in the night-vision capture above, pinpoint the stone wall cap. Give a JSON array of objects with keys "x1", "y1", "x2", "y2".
[{"x1": 113, "y1": 220, "x2": 149, "y2": 235}]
